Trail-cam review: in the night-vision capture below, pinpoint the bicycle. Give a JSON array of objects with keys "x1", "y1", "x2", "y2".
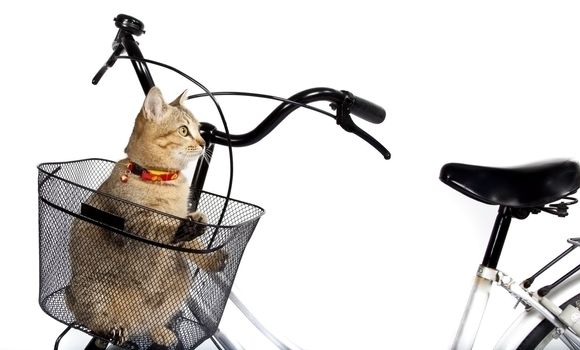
[
  {"x1": 37, "y1": 14, "x2": 580, "y2": 350},
  {"x1": 38, "y1": 14, "x2": 388, "y2": 350}
]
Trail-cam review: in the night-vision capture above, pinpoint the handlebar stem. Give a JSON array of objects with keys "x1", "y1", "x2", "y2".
[{"x1": 119, "y1": 32, "x2": 155, "y2": 94}]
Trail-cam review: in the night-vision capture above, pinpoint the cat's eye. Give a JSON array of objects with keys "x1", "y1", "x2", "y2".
[{"x1": 178, "y1": 126, "x2": 190, "y2": 137}]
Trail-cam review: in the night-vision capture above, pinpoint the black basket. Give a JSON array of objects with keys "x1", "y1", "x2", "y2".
[{"x1": 38, "y1": 158, "x2": 264, "y2": 350}]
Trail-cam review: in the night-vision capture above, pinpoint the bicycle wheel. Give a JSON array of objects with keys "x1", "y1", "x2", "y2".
[{"x1": 516, "y1": 293, "x2": 580, "y2": 349}]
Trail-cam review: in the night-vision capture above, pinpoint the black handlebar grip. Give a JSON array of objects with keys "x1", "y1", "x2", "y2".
[{"x1": 349, "y1": 94, "x2": 386, "y2": 124}]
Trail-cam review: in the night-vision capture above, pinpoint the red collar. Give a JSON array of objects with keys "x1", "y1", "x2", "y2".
[{"x1": 121, "y1": 162, "x2": 180, "y2": 182}]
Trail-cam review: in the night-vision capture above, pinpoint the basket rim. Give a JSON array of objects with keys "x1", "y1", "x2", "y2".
[
  {"x1": 37, "y1": 158, "x2": 266, "y2": 230},
  {"x1": 38, "y1": 158, "x2": 265, "y2": 254},
  {"x1": 40, "y1": 196, "x2": 231, "y2": 254}
]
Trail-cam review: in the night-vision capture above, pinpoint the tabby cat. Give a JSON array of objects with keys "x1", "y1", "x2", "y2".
[{"x1": 66, "y1": 87, "x2": 225, "y2": 347}]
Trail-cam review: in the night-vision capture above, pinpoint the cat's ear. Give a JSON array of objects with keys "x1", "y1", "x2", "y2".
[
  {"x1": 142, "y1": 86, "x2": 166, "y2": 122},
  {"x1": 170, "y1": 89, "x2": 189, "y2": 107}
]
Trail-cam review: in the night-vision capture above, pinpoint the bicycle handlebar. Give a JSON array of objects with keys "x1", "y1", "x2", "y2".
[
  {"x1": 92, "y1": 14, "x2": 390, "y2": 159},
  {"x1": 207, "y1": 88, "x2": 369, "y2": 145},
  {"x1": 200, "y1": 88, "x2": 390, "y2": 159}
]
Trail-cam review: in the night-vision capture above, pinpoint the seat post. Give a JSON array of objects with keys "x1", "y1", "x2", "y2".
[{"x1": 481, "y1": 206, "x2": 512, "y2": 269}]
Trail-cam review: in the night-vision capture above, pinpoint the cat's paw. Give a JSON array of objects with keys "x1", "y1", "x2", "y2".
[
  {"x1": 109, "y1": 325, "x2": 128, "y2": 345},
  {"x1": 201, "y1": 249, "x2": 228, "y2": 272},
  {"x1": 150, "y1": 326, "x2": 177, "y2": 347},
  {"x1": 187, "y1": 211, "x2": 208, "y2": 224},
  {"x1": 187, "y1": 211, "x2": 208, "y2": 239}
]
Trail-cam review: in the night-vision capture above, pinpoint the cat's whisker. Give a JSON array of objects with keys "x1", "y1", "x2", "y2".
[
  {"x1": 203, "y1": 147, "x2": 213, "y2": 159},
  {"x1": 200, "y1": 148, "x2": 213, "y2": 165}
]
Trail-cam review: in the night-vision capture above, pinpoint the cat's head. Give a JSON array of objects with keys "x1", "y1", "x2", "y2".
[{"x1": 125, "y1": 87, "x2": 205, "y2": 171}]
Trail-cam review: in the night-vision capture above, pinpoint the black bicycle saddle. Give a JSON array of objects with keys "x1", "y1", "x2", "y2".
[{"x1": 440, "y1": 159, "x2": 580, "y2": 208}]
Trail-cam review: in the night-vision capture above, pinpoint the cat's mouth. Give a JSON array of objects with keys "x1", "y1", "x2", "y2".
[{"x1": 181, "y1": 147, "x2": 204, "y2": 159}]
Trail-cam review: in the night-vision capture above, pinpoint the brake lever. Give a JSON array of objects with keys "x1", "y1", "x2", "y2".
[
  {"x1": 92, "y1": 44, "x2": 125, "y2": 85},
  {"x1": 334, "y1": 102, "x2": 391, "y2": 159}
]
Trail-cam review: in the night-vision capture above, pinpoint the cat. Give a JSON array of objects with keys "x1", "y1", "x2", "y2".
[{"x1": 66, "y1": 87, "x2": 226, "y2": 347}]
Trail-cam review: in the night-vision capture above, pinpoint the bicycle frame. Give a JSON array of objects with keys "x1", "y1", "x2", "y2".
[
  {"x1": 453, "y1": 266, "x2": 580, "y2": 349},
  {"x1": 452, "y1": 206, "x2": 580, "y2": 349},
  {"x1": 497, "y1": 273, "x2": 580, "y2": 349},
  {"x1": 74, "y1": 13, "x2": 580, "y2": 350}
]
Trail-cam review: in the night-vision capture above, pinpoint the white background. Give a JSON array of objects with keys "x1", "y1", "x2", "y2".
[{"x1": 2, "y1": 1, "x2": 580, "y2": 349}]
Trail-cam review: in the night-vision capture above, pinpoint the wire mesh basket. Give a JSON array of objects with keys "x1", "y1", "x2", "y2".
[{"x1": 38, "y1": 158, "x2": 264, "y2": 350}]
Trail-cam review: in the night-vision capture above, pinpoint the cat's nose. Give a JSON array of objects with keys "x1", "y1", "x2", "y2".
[{"x1": 197, "y1": 138, "x2": 206, "y2": 148}]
